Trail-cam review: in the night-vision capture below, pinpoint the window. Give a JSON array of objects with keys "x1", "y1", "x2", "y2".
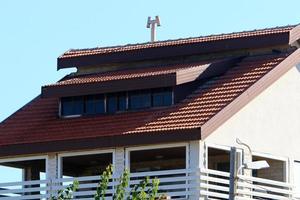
[
  {"x1": 252, "y1": 155, "x2": 286, "y2": 182},
  {"x1": 85, "y1": 94, "x2": 105, "y2": 114},
  {"x1": 60, "y1": 87, "x2": 173, "y2": 117},
  {"x1": 152, "y1": 88, "x2": 173, "y2": 107},
  {"x1": 107, "y1": 92, "x2": 126, "y2": 113},
  {"x1": 129, "y1": 90, "x2": 151, "y2": 110},
  {"x1": 207, "y1": 147, "x2": 231, "y2": 172},
  {"x1": 61, "y1": 96, "x2": 84, "y2": 116}
]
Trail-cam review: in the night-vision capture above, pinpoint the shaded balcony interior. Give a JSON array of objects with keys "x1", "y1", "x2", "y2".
[
  {"x1": 129, "y1": 146, "x2": 186, "y2": 173},
  {"x1": 61, "y1": 152, "x2": 113, "y2": 178},
  {"x1": 207, "y1": 147, "x2": 231, "y2": 172}
]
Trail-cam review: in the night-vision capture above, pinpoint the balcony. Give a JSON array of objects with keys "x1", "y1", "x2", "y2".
[{"x1": 0, "y1": 167, "x2": 296, "y2": 200}]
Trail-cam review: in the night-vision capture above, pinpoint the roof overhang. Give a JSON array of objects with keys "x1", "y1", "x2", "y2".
[
  {"x1": 42, "y1": 73, "x2": 177, "y2": 98},
  {"x1": 0, "y1": 128, "x2": 201, "y2": 157},
  {"x1": 57, "y1": 31, "x2": 290, "y2": 69},
  {"x1": 43, "y1": 58, "x2": 241, "y2": 98}
]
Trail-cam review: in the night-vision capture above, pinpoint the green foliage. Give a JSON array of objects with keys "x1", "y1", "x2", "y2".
[
  {"x1": 113, "y1": 169, "x2": 129, "y2": 200},
  {"x1": 51, "y1": 180, "x2": 79, "y2": 200},
  {"x1": 52, "y1": 165, "x2": 160, "y2": 200},
  {"x1": 130, "y1": 176, "x2": 160, "y2": 200},
  {"x1": 95, "y1": 164, "x2": 113, "y2": 200}
]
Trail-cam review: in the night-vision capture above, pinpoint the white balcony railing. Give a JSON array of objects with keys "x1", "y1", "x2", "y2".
[{"x1": 0, "y1": 168, "x2": 296, "y2": 200}]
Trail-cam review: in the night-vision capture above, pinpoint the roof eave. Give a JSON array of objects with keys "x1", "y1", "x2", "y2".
[{"x1": 0, "y1": 128, "x2": 201, "y2": 157}]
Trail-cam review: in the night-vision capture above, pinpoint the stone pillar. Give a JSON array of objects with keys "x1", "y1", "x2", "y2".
[
  {"x1": 47, "y1": 153, "x2": 58, "y2": 198},
  {"x1": 114, "y1": 147, "x2": 125, "y2": 176},
  {"x1": 47, "y1": 153, "x2": 58, "y2": 180}
]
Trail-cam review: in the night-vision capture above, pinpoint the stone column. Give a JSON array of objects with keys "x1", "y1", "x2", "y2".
[
  {"x1": 114, "y1": 147, "x2": 125, "y2": 176},
  {"x1": 47, "y1": 153, "x2": 58, "y2": 198}
]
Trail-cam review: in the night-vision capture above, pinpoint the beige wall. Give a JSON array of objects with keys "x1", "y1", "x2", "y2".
[{"x1": 206, "y1": 65, "x2": 300, "y2": 160}]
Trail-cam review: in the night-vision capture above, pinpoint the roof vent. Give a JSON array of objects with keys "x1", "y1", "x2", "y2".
[{"x1": 146, "y1": 16, "x2": 161, "y2": 42}]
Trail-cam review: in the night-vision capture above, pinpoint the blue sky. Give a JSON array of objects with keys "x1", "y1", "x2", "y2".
[{"x1": 0, "y1": 0, "x2": 299, "y2": 122}]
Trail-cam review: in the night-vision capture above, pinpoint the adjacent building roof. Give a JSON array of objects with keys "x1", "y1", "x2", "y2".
[{"x1": 1, "y1": 25, "x2": 300, "y2": 156}]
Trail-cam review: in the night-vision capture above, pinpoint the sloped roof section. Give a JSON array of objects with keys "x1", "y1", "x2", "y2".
[{"x1": 1, "y1": 50, "x2": 298, "y2": 156}]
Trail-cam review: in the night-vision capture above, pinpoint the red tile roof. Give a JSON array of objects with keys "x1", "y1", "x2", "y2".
[
  {"x1": 0, "y1": 52, "x2": 292, "y2": 147},
  {"x1": 46, "y1": 61, "x2": 211, "y2": 88},
  {"x1": 60, "y1": 26, "x2": 294, "y2": 59}
]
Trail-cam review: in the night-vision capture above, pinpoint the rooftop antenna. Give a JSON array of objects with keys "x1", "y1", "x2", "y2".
[{"x1": 147, "y1": 16, "x2": 161, "y2": 42}]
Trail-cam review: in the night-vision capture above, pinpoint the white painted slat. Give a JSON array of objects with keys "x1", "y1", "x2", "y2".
[
  {"x1": 0, "y1": 179, "x2": 49, "y2": 187},
  {"x1": 130, "y1": 168, "x2": 195, "y2": 178},
  {"x1": 159, "y1": 190, "x2": 196, "y2": 197},
  {"x1": 238, "y1": 174, "x2": 293, "y2": 188},
  {"x1": 200, "y1": 183, "x2": 229, "y2": 192},
  {"x1": 200, "y1": 190, "x2": 229, "y2": 199},
  {"x1": 129, "y1": 175, "x2": 197, "y2": 185},
  {"x1": 0, "y1": 193, "x2": 49, "y2": 200},
  {"x1": 200, "y1": 175, "x2": 230, "y2": 185},
  {"x1": 237, "y1": 181, "x2": 293, "y2": 195},
  {"x1": 235, "y1": 196, "x2": 253, "y2": 200},
  {"x1": 236, "y1": 188, "x2": 290, "y2": 200},
  {"x1": 0, "y1": 186, "x2": 49, "y2": 195},
  {"x1": 200, "y1": 168, "x2": 230, "y2": 177}
]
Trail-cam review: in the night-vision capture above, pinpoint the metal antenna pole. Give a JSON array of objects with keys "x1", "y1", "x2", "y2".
[
  {"x1": 147, "y1": 16, "x2": 161, "y2": 42},
  {"x1": 151, "y1": 23, "x2": 156, "y2": 42}
]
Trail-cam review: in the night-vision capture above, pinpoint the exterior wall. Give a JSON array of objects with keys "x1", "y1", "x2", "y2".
[{"x1": 205, "y1": 65, "x2": 300, "y2": 160}]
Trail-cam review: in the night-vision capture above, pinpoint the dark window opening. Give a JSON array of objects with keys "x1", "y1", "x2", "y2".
[
  {"x1": 129, "y1": 90, "x2": 151, "y2": 110},
  {"x1": 208, "y1": 148, "x2": 231, "y2": 172},
  {"x1": 61, "y1": 153, "x2": 113, "y2": 177},
  {"x1": 60, "y1": 87, "x2": 173, "y2": 117},
  {"x1": 107, "y1": 92, "x2": 126, "y2": 113},
  {"x1": 85, "y1": 94, "x2": 105, "y2": 114},
  {"x1": 252, "y1": 156, "x2": 286, "y2": 182},
  {"x1": 130, "y1": 146, "x2": 186, "y2": 173},
  {"x1": 152, "y1": 88, "x2": 173, "y2": 107},
  {"x1": 61, "y1": 96, "x2": 84, "y2": 116}
]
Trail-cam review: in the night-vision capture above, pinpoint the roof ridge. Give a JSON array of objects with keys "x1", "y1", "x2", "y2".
[{"x1": 61, "y1": 24, "x2": 296, "y2": 56}]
